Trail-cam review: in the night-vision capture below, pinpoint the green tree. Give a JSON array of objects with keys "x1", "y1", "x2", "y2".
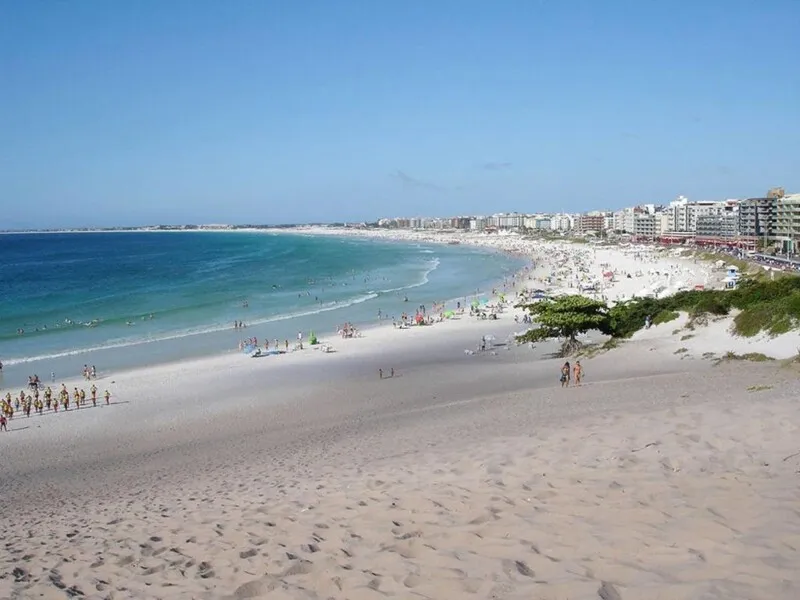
[{"x1": 517, "y1": 295, "x2": 611, "y2": 356}]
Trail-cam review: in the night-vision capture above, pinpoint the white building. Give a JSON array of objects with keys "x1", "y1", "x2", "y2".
[
  {"x1": 469, "y1": 217, "x2": 487, "y2": 231},
  {"x1": 487, "y1": 213, "x2": 524, "y2": 229},
  {"x1": 550, "y1": 213, "x2": 574, "y2": 231}
]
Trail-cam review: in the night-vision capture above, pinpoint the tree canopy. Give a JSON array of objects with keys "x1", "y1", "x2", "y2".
[{"x1": 516, "y1": 295, "x2": 610, "y2": 355}]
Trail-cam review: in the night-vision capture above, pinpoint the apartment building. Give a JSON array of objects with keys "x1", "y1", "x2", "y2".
[
  {"x1": 775, "y1": 193, "x2": 800, "y2": 254},
  {"x1": 612, "y1": 207, "x2": 635, "y2": 233},
  {"x1": 488, "y1": 213, "x2": 524, "y2": 229},
  {"x1": 738, "y1": 197, "x2": 777, "y2": 238},
  {"x1": 632, "y1": 213, "x2": 658, "y2": 238},
  {"x1": 577, "y1": 214, "x2": 605, "y2": 233},
  {"x1": 550, "y1": 214, "x2": 574, "y2": 231},
  {"x1": 469, "y1": 217, "x2": 488, "y2": 231},
  {"x1": 665, "y1": 198, "x2": 737, "y2": 233},
  {"x1": 696, "y1": 213, "x2": 739, "y2": 238}
]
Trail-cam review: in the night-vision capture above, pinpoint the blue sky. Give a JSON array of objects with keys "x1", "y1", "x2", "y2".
[{"x1": 1, "y1": 1, "x2": 798, "y2": 228}]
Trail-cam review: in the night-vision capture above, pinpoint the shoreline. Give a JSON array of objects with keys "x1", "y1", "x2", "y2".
[
  {"x1": 0, "y1": 232, "x2": 526, "y2": 381},
  {"x1": 3, "y1": 233, "x2": 800, "y2": 598}
]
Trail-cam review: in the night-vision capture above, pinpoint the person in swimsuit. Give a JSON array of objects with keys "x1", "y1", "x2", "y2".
[
  {"x1": 560, "y1": 362, "x2": 571, "y2": 388},
  {"x1": 104, "y1": 390, "x2": 111, "y2": 405},
  {"x1": 90, "y1": 385, "x2": 97, "y2": 406},
  {"x1": 0, "y1": 414, "x2": 6, "y2": 431},
  {"x1": 573, "y1": 361, "x2": 583, "y2": 386}
]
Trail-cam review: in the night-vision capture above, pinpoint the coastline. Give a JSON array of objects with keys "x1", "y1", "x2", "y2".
[
  {"x1": 3, "y1": 232, "x2": 800, "y2": 598},
  {"x1": 0, "y1": 231, "x2": 526, "y2": 382}
]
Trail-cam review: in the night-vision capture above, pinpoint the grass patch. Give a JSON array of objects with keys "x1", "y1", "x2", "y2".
[
  {"x1": 702, "y1": 352, "x2": 716, "y2": 360},
  {"x1": 747, "y1": 384, "x2": 773, "y2": 392},
  {"x1": 718, "y1": 351, "x2": 774, "y2": 363},
  {"x1": 672, "y1": 328, "x2": 681, "y2": 335},
  {"x1": 674, "y1": 347, "x2": 689, "y2": 355},
  {"x1": 680, "y1": 334, "x2": 694, "y2": 341}
]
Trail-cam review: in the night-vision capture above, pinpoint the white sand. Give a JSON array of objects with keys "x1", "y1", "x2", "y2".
[{"x1": 2, "y1": 236, "x2": 799, "y2": 599}]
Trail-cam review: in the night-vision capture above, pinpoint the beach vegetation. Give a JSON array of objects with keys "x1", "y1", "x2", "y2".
[
  {"x1": 520, "y1": 279, "x2": 800, "y2": 354},
  {"x1": 652, "y1": 310, "x2": 680, "y2": 325},
  {"x1": 716, "y1": 351, "x2": 774, "y2": 364},
  {"x1": 608, "y1": 276, "x2": 800, "y2": 339},
  {"x1": 516, "y1": 295, "x2": 611, "y2": 357},
  {"x1": 747, "y1": 384, "x2": 773, "y2": 392}
]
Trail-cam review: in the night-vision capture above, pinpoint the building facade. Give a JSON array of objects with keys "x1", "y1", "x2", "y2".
[
  {"x1": 738, "y1": 197, "x2": 777, "y2": 238},
  {"x1": 696, "y1": 213, "x2": 738, "y2": 238},
  {"x1": 577, "y1": 214, "x2": 605, "y2": 233},
  {"x1": 775, "y1": 193, "x2": 800, "y2": 254},
  {"x1": 632, "y1": 213, "x2": 657, "y2": 238}
]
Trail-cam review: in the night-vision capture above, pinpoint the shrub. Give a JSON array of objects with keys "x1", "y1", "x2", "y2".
[
  {"x1": 652, "y1": 310, "x2": 679, "y2": 325},
  {"x1": 690, "y1": 294, "x2": 730, "y2": 316}
]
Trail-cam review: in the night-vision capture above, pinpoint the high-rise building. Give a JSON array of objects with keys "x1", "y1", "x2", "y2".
[
  {"x1": 577, "y1": 214, "x2": 605, "y2": 233},
  {"x1": 696, "y1": 213, "x2": 739, "y2": 238},
  {"x1": 775, "y1": 193, "x2": 800, "y2": 254},
  {"x1": 632, "y1": 213, "x2": 657, "y2": 238},
  {"x1": 738, "y1": 197, "x2": 776, "y2": 238}
]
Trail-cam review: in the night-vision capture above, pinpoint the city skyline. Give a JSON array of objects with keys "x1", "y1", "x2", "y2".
[{"x1": 2, "y1": 1, "x2": 799, "y2": 229}]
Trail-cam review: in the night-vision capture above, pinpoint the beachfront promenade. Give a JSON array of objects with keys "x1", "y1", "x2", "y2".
[{"x1": 2, "y1": 235, "x2": 800, "y2": 600}]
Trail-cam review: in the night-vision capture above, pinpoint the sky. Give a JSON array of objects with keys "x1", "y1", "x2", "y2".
[{"x1": 1, "y1": 0, "x2": 799, "y2": 228}]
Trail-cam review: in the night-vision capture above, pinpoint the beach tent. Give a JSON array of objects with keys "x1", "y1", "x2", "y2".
[{"x1": 415, "y1": 314, "x2": 424, "y2": 325}]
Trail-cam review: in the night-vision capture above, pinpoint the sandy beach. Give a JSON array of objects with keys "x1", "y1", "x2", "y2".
[{"x1": 2, "y1": 236, "x2": 800, "y2": 600}]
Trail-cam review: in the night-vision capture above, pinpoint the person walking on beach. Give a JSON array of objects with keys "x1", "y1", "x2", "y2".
[
  {"x1": 573, "y1": 361, "x2": 583, "y2": 386},
  {"x1": 90, "y1": 384, "x2": 98, "y2": 407},
  {"x1": 0, "y1": 414, "x2": 7, "y2": 432},
  {"x1": 104, "y1": 389, "x2": 111, "y2": 405},
  {"x1": 560, "y1": 362, "x2": 571, "y2": 388}
]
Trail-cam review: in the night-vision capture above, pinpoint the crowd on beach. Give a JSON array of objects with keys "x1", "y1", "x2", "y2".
[{"x1": 1, "y1": 372, "x2": 112, "y2": 431}]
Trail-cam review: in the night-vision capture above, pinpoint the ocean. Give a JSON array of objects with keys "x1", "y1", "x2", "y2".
[{"x1": 0, "y1": 231, "x2": 525, "y2": 381}]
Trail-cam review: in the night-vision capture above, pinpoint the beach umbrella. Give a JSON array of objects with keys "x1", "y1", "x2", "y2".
[
  {"x1": 471, "y1": 299, "x2": 480, "y2": 307},
  {"x1": 444, "y1": 310, "x2": 455, "y2": 318}
]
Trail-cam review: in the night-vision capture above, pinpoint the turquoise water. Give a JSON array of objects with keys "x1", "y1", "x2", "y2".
[{"x1": 0, "y1": 231, "x2": 525, "y2": 380}]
